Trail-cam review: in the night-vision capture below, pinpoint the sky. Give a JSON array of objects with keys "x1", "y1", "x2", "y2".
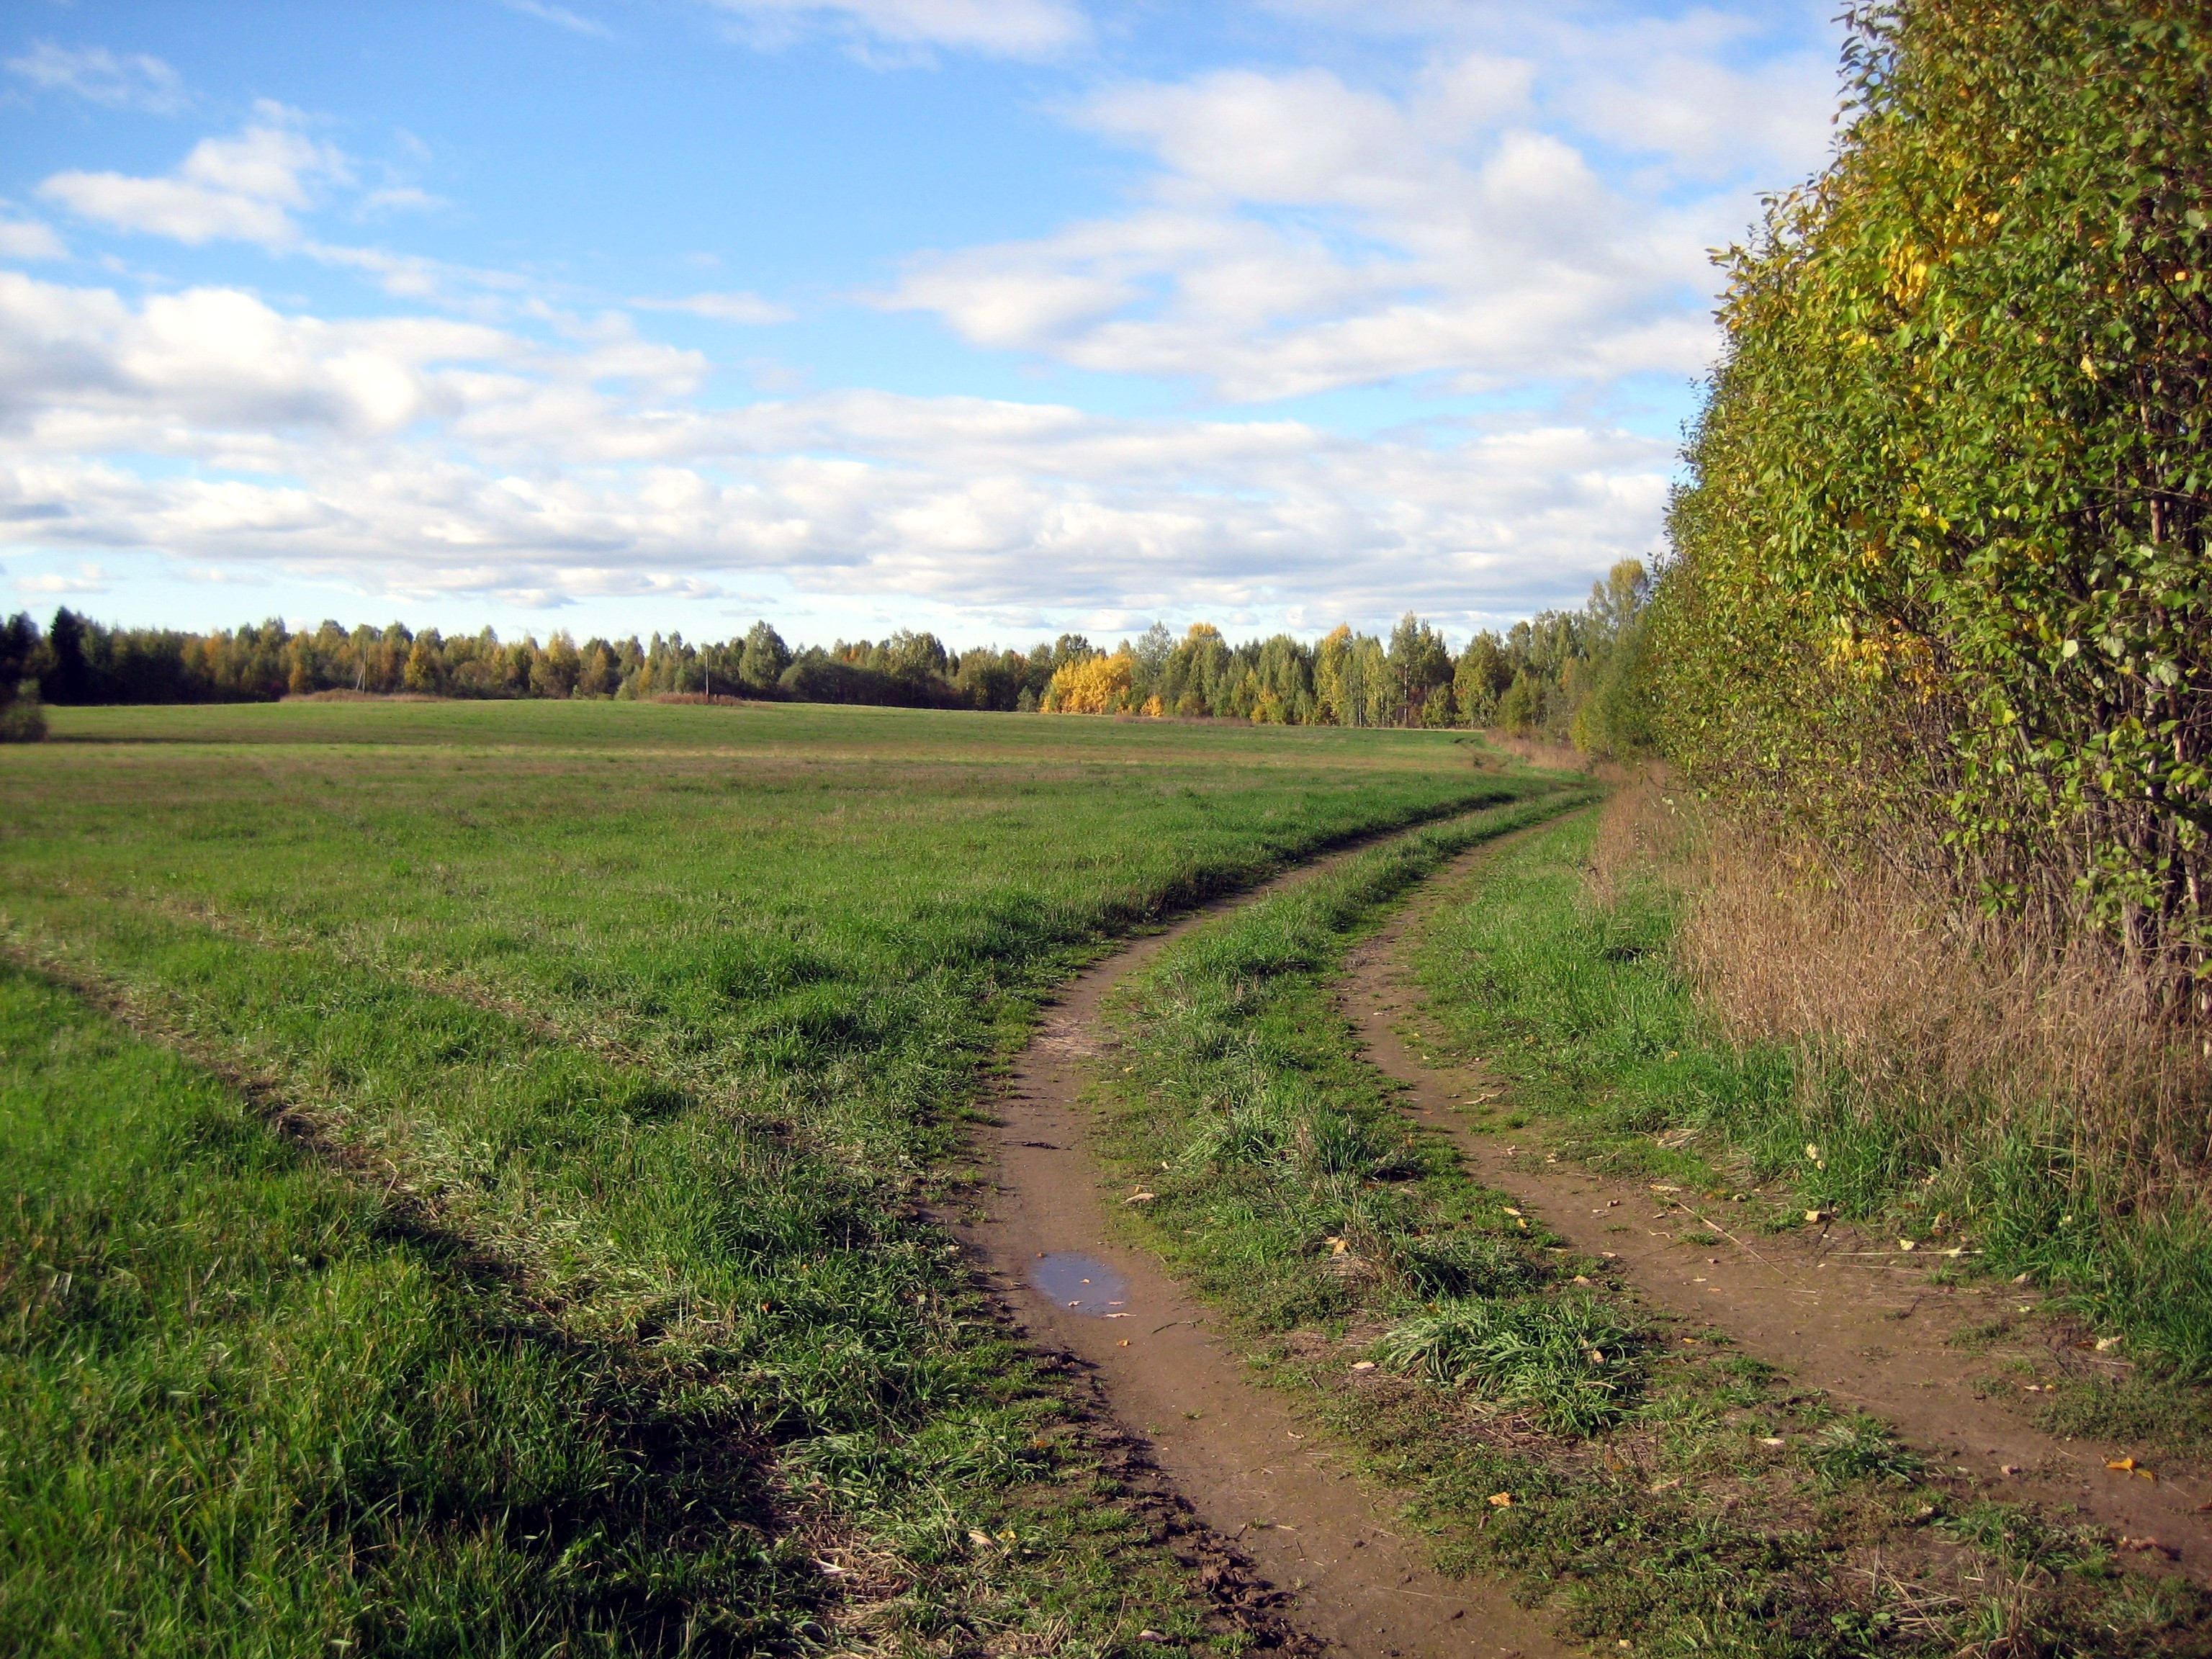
[{"x1": 0, "y1": 0, "x2": 1846, "y2": 650}]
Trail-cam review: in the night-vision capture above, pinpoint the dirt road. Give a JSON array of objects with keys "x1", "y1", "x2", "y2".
[{"x1": 960, "y1": 838, "x2": 1569, "y2": 1659}]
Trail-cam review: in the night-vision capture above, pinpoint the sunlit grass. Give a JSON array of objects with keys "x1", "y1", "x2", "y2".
[{"x1": 1, "y1": 698, "x2": 1552, "y2": 1651}]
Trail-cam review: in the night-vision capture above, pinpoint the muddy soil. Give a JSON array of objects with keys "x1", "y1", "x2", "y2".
[
  {"x1": 1346, "y1": 836, "x2": 2212, "y2": 1578},
  {"x1": 961, "y1": 859, "x2": 1570, "y2": 1659}
]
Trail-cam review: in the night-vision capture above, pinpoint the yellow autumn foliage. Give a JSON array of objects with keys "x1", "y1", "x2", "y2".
[{"x1": 1040, "y1": 651, "x2": 1136, "y2": 714}]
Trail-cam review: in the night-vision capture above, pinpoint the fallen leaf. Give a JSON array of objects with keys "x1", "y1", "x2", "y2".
[
  {"x1": 1351, "y1": 1360, "x2": 1376, "y2": 1372},
  {"x1": 1573, "y1": 1274, "x2": 1593, "y2": 1286},
  {"x1": 1326, "y1": 1236, "x2": 1349, "y2": 1254},
  {"x1": 1760, "y1": 1437, "x2": 1785, "y2": 1447},
  {"x1": 2000, "y1": 1465, "x2": 2019, "y2": 1475},
  {"x1": 2106, "y1": 1457, "x2": 2138, "y2": 1473},
  {"x1": 1804, "y1": 1209, "x2": 1833, "y2": 1223},
  {"x1": 2095, "y1": 1335, "x2": 2123, "y2": 1352},
  {"x1": 1488, "y1": 1493, "x2": 1513, "y2": 1507},
  {"x1": 1117, "y1": 1339, "x2": 1130, "y2": 1347},
  {"x1": 1125, "y1": 1191, "x2": 1156, "y2": 1204},
  {"x1": 1898, "y1": 1239, "x2": 1917, "y2": 1251},
  {"x1": 1648, "y1": 1478, "x2": 1682, "y2": 1493},
  {"x1": 1501, "y1": 1208, "x2": 1523, "y2": 1218},
  {"x1": 968, "y1": 1529, "x2": 996, "y2": 1548},
  {"x1": 2012, "y1": 1271, "x2": 2032, "y2": 1285}
]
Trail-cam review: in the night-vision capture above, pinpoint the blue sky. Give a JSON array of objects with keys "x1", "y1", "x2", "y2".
[{"x1": 0, "y1": 0, "x2": 1844, "y2": 650}]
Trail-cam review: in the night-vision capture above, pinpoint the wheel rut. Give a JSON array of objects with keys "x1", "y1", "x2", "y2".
[
  {"x1": 961, "y1": 842, "x2": 1570, "y2": 1659},
  {"x1": 1346, "y1": 833, "x2": 2212, "y2": 1581}
]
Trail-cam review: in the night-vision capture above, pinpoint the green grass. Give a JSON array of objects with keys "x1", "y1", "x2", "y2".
[
  {"x1": 0, "y1": 961, "x2": 818, "y2": 1656},
  {"x1": 1, "y1": 698, "x2": 1557, "y2": 1653},
  {"x1": 1410, "y1": 809, "x2": 2212, "y2": 1391},
  {"x1": 1096, "y1": 809, "x2": 2206, "y2": 1657}
]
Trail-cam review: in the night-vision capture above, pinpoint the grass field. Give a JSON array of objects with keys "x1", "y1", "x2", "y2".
[
  {"x1": 1, "y1": 698, "x2": 1552, "y2": 1656},
  {"x1": 1096, "y1": 814, "x2": 2206, "y2": 1657}
]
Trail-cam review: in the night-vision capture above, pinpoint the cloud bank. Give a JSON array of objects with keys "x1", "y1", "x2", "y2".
[{"x1": 1, "y1": 4, "x2": 1842, "y2": 633}]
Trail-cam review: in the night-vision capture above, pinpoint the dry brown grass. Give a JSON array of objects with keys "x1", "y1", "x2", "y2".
[
  {"x1": 1483, "y1": 729, "x2": 1594, "y2": 775},
  {"x1": 1599, "y1": 771, "x2": 2212, "y2": 1200}
]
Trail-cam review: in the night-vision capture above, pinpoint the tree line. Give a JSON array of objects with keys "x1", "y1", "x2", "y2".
[
  {"x1": 0, "y1": 567, "x2": 1654, "y2": 750},
  {"x1": 1649, "y1": 0, "x2": 2211, "y2": 999}
]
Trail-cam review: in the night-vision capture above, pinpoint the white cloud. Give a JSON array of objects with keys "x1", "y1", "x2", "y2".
[
  {"x1": 502, "y1": 0, "x2": 618, "y2": 37},
  {"x1": 38, "y1": 107, "x2": 350, "y2": 248},
  {"x1": 360, "y1": 185, "x2": 446, "y2": 216},
  {"x1": 6, "y1": 42, "x2": 187, "y2": 113},
  {"x1": 873, "y1": 8, "x2": 1839, "y2": 405},
  {"x1": 635, "y1": 291, "x2": 796, "y2": 325},
  {"x1": 0, "y1": 270, "x2": 1665, "y2": 624},
  {"x1": 706, "y1": 0, "x2": 1087, "y2": 60},
  {"x1": 882, "y1": 65, "x2": 1713, "y2": 402},
  {"x1": 0, "y1": 217, "x2": 67, "y2": 261},
  {"x1": 302, "y1": 242, "x2": 530, "y2": 313},
  {"x1": 17, "y1": 561, "x2": 111, "y2": 595}
]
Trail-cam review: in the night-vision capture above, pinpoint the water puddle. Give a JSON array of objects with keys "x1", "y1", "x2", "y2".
[{"x1": 1030, "y1": 1251, "x2": 1130, "y2": 1317}]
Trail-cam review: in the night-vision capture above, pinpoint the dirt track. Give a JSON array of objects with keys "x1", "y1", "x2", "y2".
[
  {"x1": 963, "y1": 811, "x2": 2212, "y2": 1659},
  {"x1": 959, "y1": 845, "x2": 1568, "y2": 1659},
  {"x1": 1347, "y1": 834, "x2": 2212, "y2": 1578}
]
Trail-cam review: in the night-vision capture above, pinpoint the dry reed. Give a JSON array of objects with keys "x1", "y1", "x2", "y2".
[{"x1": 1596, "y1": 771, "x2": 2212, "y2": 1206}]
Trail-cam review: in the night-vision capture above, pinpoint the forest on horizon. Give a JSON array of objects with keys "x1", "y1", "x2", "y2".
[{"x1": 0, "y1": 559, "x2": 1654, "y2": 754}]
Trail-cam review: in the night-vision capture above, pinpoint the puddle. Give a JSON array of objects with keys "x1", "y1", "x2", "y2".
[{"x1": 1030, "y1": 1251, "x2": 1130, "y2": 1317}]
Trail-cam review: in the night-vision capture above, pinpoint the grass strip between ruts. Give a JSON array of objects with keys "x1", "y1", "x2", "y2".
[{"x1": 1095, "y1": 803, "x2": 2207, "y2": 1658}]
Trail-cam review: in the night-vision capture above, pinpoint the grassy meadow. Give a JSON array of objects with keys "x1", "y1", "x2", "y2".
[{"x1": 0, "y1": 697, "x2": 1553, "y2": 1656}]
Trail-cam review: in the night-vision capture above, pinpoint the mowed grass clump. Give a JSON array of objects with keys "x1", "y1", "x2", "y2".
[
  {"x1": 1, "y1": 699, "x2": 1555, "y2": 1651},
  {"x1": 1097, "y1": 809, "x2": 2206, "y2": 1657},
  {"x1": 0, "y1": 963, "x2": 819, "y2": 1657}
]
